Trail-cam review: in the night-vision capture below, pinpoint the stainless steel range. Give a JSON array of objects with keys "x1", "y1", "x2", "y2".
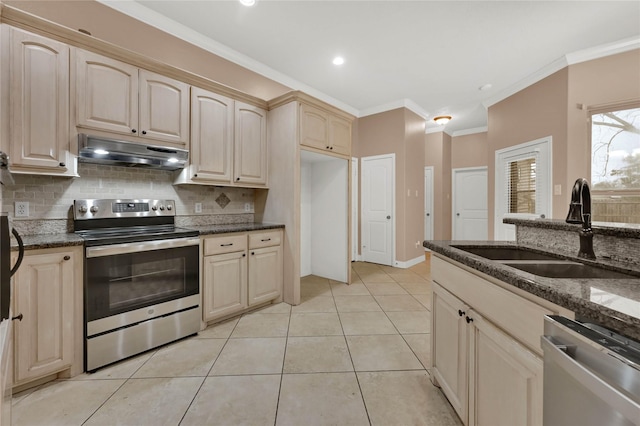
[{"x1": 74, "y1": 199, "x2": 200, "y2": 372}]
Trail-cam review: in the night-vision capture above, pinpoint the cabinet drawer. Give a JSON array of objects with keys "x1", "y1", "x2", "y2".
[
  {"x1": 203, "y1": 234, "x2": 247, "y2": 256},
  {"x1": 249, "y1": 230, "x2": 282, "y2": 249}
]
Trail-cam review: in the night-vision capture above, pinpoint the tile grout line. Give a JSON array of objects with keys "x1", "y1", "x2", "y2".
[{"x1": 273, "y1": 303, "x2": 294, "y2": 426}]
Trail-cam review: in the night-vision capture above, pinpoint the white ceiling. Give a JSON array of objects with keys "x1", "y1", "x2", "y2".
[{"x1": 102, "y1": 0, "x2": 640, "y2": 134}]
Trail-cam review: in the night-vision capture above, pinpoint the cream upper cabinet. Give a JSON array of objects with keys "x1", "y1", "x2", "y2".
[
  {"x1": 187, "y1": 87, "x2": 234, "y2": 183},
  {"x1": 75, "y1": 49, "x2": 189, "y2": 147},
  {"x1": 299, "y1": 102, "x2": 351, "y2": 157},
  {"x1": 12, "y1": 247, "x2": 81, "y2": 387},
  {"x1": 5, "y1": 27, "x2": 75, "y2": 176},
  {"x1": 138, "y1": 69, "x2": 189, "y2": 144},
  {"x1": 234, "y1": 102, "x2": 267, "y2": 186},
  {"x1": 75, "y1": 49, "x2": 138, "y2": 136}
]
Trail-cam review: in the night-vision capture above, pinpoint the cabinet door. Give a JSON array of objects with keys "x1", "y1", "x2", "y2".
[
  {"x1": 190, "y1": 87, "x2": 234, "y2": 183},
  {"x1": 468, "y1": 309, "x2": 543, "y2": 426},
  {"x1": 203, "y1": 251, "x2": 248, "y2": 321},
  {"x1": 299, "y1": 103, "x2": 329, "y2": 151},
  {"x1": 248, "y1": 245, "x2": 282, "y2": 306},
  {"x1": 328, "y1": 115, "x2": 351, "y2": 156},
  {"x1": 139, "y1": 70, "x2": 189, "y2": 145},
  {"x1": 234, "y1": 102, "x2": 267, "y2": 185},
  {"x1": 432, "y1": 282, "x2": 469, "y2": 424},
  {"x1": 75, "y1": 49, "x2": 138, "y2": 135},
  {"x1": 9, "y1": 28, "x2": 70, "y2": 172},
  {"x1": 12, "y1": 251, "x2": 75, "y2": 384}
]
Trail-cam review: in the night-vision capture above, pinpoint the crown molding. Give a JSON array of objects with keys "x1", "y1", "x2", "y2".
[
  {"x1": 97, "y1": 0, "x2": 359, "y2": 117},
  {"x1": 451, "y1": 126, "x2": 488, "y2": 137},
  {"x1": 359, "y1": 99, "x2": 429, "y2": 120},
  {"x1": 483, "y1": 36, "x2": 640, "y2": 109}
]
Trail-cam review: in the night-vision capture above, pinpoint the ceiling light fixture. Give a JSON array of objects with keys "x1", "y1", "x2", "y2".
[
  {"x1": 433, "y1": 115, "x2": 452, "y2": 125},
  {"x1": 239, "y1": 0, "x2": 256, "y2": 6},
  {"x1": 332, "y1": 56, "x2": 345, "y2": 66}
]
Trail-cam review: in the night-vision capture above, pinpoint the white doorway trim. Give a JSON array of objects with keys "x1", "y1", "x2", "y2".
[
  {"x1": 452, "y1": 166, "x2": 489, "y2": 240},
  {"x1": 424, "y1": 166, "x2": 434, "y2": 247},
  {"x1": 351, "y1": 157, "x2": 359, "y2": 262},
  {"x1": 361, "y1": 153, "x2": 396, "y2": 266},
  {"x1": 494, "y1": 136, "x2": 553, "y2": 240}
]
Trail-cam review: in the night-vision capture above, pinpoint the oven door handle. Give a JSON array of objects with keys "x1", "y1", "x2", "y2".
[{"x1": 86, "y1": 237, "x2": 200, "y2": 258}]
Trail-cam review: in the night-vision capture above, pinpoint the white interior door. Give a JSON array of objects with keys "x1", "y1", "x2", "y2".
[
  {"x1": 352, "y1": 158, "x2": 359, "y2": 261},
  {"x1": 453, "y1": 167, "x2": 488, "y2": 240},
  {"x1": 361, "y1": 154, "x2": 394, "y2": 266},
  {"x1": 495, "y1": 137, "x2": 552, "y2": 240},
  {"x1": 424, "y1": 167, "x2": 434, "y2": 242}
]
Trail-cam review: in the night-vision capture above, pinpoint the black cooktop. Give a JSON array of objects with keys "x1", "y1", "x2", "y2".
[{"x1": 76, "y1": 225, "x2": 199, "y2": 247}]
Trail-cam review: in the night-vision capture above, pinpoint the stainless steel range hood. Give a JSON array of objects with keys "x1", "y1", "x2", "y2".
[{"x1": 78, "y1": 134, "x2": 188, "y2": 170}]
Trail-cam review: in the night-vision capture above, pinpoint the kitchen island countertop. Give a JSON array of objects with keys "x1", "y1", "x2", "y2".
[{"x1": 424, "y1": 240, "x2": 640, "y2": 341}]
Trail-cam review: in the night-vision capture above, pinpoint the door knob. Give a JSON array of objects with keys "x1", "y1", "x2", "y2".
[
  {"x1": 426, "y1": 213, "x2": 430, "y2": 216},
  {"x1": 456, "y1": 213, "x2": 460, "y2": 216},
  {"x1": 386, "y1": 215, "x2": 391, "y2": 219}
]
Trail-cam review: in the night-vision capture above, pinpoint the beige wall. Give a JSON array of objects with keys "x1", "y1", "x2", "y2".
[
  {"x1": 403, "y1": 109, "x2": 426, "y2": 260},
  {"x1": 487, "y1": 69, "x2": 569, "y2": 238},
  {"x1": 425, "y1": 131, "x2": 452, "y2": 240},
  {"x1": 5, "y1": 0, "x2": 291, "y2": 101},
  {"x1": 451, "y1": 132, "x2": 488, "y2": 169},
  {"x1": 566, "y1": 49, "x2": 640, "y2": 183},
  {"x1": 355, "y1": 108, "x2": 426, "y2": 263}
]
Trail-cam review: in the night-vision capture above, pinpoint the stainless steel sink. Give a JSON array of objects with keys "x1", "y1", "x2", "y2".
[
  {"x1": 453, "y1": 246, "x2": 560, "y2": 261},
  {"x1": 501, "y1": 261, "x2": 638, "y2": 279}
]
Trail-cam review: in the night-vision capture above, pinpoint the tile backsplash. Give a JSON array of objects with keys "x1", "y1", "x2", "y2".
[{"x1": 1, "y1": 163, "x2": 255, "y2": 233}]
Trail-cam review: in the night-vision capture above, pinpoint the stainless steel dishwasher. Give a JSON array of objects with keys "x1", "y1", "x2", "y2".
[{"x1": 541, "y1": 315, "x2": 640, "y2": 426}]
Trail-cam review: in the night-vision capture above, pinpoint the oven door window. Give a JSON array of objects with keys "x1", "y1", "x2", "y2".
[{"x1": 86, "y1": 245, "x2": 198, "y2": 321}]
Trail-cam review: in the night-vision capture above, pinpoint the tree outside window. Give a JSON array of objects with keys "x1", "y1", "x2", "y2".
[{"x1": 590, "y1": 105, "x2": 640, "y2": 224}]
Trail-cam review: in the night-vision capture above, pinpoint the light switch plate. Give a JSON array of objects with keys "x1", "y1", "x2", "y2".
[
  {"x1": 554, "y1": 184, "x2": 562, "y2": 195},
  {"x1": 195, "y1": 202, "x2": 202, "y2": 213}
]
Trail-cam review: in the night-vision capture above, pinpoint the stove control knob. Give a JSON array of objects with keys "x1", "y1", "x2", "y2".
[
  {"x1": 90, "y1": 206, "x2": 99, "y2": 214},
  {"x1": 78, "y1": 205, "x2": 88, "y2": 214},
  {"x1": 152, "y1": 205, "x2": 158, "y2": 211},
  {"x1": 159, "y1": 205, "x2": 165, "y2": 211},
  {"x1": 167, "y1": 205, "x2": 172, "y2": 211}
]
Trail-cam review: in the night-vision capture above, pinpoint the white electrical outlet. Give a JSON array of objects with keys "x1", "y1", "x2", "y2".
[
  {"x1": 195, "y1": 203, "x2": 202, "y2": 213},
  {"x1": 15, "y1": 201, "x2": 29, "y2": 217},
  {"x1": 244, "y1": 203, "x2": 251, "y2": 212}
]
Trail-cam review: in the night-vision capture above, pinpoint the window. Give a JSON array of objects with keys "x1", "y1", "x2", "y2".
[
  {"x1": 509, "y1": 158, "x2": 536, "y2": 214},
  {"x1": 590, "y1": 105, "x2": 640, "y2": 224}
]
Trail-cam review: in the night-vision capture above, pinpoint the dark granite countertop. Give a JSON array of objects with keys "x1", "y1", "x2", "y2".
[
  {"x1": 424, "y1": 240, "x2": 640, "y2": 342},
  {"x1": 186, "y1": 222, "x2": 284, "y2": 236},
  {"x1": 504, "y1": 217, "x2": 640, "y2": 238},
  {"x1": 11, "y1": 223, "x2": 285, "y2": 250},
  {"x1": 11, "y1": 233, "x2": 84, "y2": 251}
]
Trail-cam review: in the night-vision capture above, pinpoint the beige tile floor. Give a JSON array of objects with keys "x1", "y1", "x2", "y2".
[{"x1": 12, "y1": 260, "x2": 462, "y2": 426}]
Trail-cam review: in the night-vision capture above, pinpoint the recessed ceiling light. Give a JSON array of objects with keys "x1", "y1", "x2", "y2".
[
  {"x1": 479, "y1": 83, "x2": 493, "y2": 91},
  {"x1": 332, "y1": 56, "x2": 345, "y2": 66},
  {"x1": 239, "y1": 0, "x2": 256, "y2": 6}
]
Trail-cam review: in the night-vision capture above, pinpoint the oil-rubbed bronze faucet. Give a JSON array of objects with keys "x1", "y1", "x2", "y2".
[{"x1": 566, "y1": 178, "x2": 596, "y2": 260}]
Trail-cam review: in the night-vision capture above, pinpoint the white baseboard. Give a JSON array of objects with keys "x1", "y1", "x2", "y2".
[
  {"x1": 352, "y1": 254, "x2": 362, "y2": 262},
  {"x1": 393, "y1": 255, "x2": 425, "y2": 269}
]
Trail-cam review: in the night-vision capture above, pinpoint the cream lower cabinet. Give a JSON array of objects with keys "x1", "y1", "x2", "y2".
[
  {"x1": 11, "y1": 247, "x2": 82, "y2": 388},
  {"x1": 431, "y1": 255, "x2": 565, "y2": 426},
  {"x1": 202, "y1": 230, "x2": 282, "y2": 322},
  {"x1": 248, "y1": 231, "x2": 283, "y2": 306}
]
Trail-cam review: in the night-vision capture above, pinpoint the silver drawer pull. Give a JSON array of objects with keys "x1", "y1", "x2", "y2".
[
  {"x1": 261, "y1": 238, "x2": 271, "y2": 242},
  {"x1": 220, "y1": 243, "x2": 234, "y2": 247}
]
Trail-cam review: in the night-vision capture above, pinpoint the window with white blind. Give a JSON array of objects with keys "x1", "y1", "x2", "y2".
[
  {"x1": 589, "y1": 103, "x2": 640, "y2": 224},
  {"x1": 495, "y1": 137, "x2": 552, "y2": 240}
]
